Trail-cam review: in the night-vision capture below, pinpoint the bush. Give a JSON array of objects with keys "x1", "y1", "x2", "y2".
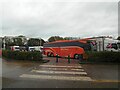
[
  {"x1": 2, "y1": 50, "x2": 43, "y2": 61},
  {"x1": 85, "y1": 51, "x2": 120, "y2": 62}
]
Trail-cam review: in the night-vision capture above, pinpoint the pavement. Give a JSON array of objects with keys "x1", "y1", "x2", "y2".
[{"x1": 2, "y1": 57, "x2": 119, "y2": 88}]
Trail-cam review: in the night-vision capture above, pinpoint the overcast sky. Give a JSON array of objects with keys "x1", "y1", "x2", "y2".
[{"x1": 1, "y1": 0, "x2": 118, "y2": 40}]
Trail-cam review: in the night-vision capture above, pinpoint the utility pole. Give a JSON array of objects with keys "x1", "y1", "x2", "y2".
[{"x1": 102, "y1": 37, "x2": 105, "y2": 51}]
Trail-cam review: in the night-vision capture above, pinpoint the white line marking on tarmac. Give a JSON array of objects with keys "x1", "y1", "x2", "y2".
[
  {"x1": 39, "y1": 65, "x2": 82, "y2": 68},
  {"x1": 20, "y1": 74, "x2": 93, "y2": 81},
  {"x1": 38, "y1": 68, "x2": 84, "y2": 71},
  {"x1": 31, "y1": 70, "x2": 87, "y2": 75},
  {"x1": 71, "y1": 69, "x2": 84, "y2": 71}
]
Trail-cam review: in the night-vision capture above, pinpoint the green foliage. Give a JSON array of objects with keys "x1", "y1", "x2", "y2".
[
  {"x1": 18, "y1": 35, "x2": 26, "y2": 38},
  {"x1": 64, "y1": 37, "x2": 80, "y2": 40},
  {"x1": 2, "y1": 50, "x2": 43, "y2": 61},
  {"x1": 27, "y1": 38, "x2": 45, "y2": 46},
  {"x1": 86, "y1": 51, "x2": 120, "y2": 62},
  {"x1": 48, "y1": 36, "x2": 64, "y2": 42},
  {"x1": 48, "y1": 36, "x2": 81, "y2": 42},
  {"x1": 2, "y1": 37, "x2": 24, "y2": 49},
  {"x1": 13, "y1": 37, "x2": 23, "y2": 46}
]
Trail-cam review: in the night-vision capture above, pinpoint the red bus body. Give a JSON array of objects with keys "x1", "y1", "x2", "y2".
[
  {"x1": 44, "y1": 46, "x2": 84, "y2": 58},
  {"x1": 43, "y1": 39, "x2": 93, "y2": 59}
]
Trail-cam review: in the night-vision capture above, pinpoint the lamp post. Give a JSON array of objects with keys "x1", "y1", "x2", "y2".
[{"x1": 102, "y1": 37, "x2": 105, "y2": 51}]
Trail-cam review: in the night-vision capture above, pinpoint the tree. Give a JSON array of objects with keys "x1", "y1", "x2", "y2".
[
  {"x1": 40, "y1": 39, "x2": 45, "y2": 46},
  {"x1": 64, "y1": 37, "x2": 80, "y2": 40},
  {"x1": 48, "y1": 36, "x2": 64, "y2": 42},
  {"x1": 18, "y1": 35, "x2": 27, "y2": 45},
  {"x1": 117, "y1": 36, "x2": 120, "y2": 40},
  {"x1": 2, "y1": 37, "x2": 23, "y2": 49},
  {"x1": 27, "y1": 38, "x2": 45, "y2": 46},
  {"x1": 13, "y1": 37, "x2": 23, "y2": 46},
  {"x1": 18, "y1": 35, "x2": 25, "y2": 38}
]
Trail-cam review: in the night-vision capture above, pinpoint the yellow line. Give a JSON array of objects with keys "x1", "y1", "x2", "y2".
[{"x1": 94, "y1": 80, "x2": 120, "y2": 83}]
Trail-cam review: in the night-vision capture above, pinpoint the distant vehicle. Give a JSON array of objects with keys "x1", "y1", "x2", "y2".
[
  {"x1": 103, "y1": 38, "x2": 120, "y2": 52},
  {"x1": 19, "y1": 46, "x2": 27, "y2": 51},
  {"x1": 10, "y1": 46, "x2": 43, "y2": 52},
  {"x1": 106, "y1": 42, "x2": 120, "y2": 52},
  {"x1": 43, "y1": 39, "x2": 96, "y2": 59},
  {"x1": 28, "y1": 47, "x2": 35, "y2": 51},
  {"x1": 28, "y1": 46, "x2": 43, "y2": 52},
  {"x1": 11, "y1": 46, "x2": 20, "y2": 51}
]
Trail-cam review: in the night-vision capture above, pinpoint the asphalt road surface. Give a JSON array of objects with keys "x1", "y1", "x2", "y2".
[{"x1": 1, "y1": 57, "x2": 119, "y2": 88}]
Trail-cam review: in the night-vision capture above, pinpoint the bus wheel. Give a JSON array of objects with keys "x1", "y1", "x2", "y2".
[
  {"x1": 47, "y1": 52, "x2": 51, "y2": 57},
  {"x1": 74, "y1": 54, "x2": 79, "y2": 59},
  {"x1": 74, "y1": 54, "x2": 83, "y2": 60},
  {"x1": 50, "y1": 53, "x2": 54, "y2": 57}
]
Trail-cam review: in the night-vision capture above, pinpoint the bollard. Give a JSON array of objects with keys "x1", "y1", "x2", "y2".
[
  {"x1": 56, "y1": 54, "x2": 59, "y2": 63},
  {"x1": 68, "y1": 55, "x2": 70, "y2": 63}
]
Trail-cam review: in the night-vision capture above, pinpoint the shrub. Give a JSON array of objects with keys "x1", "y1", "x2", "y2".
[
  {"x1": 85, "y1": 51, "x2": 120, "y2": 62},
  {"x1": 2, "y1": 50, "x2": 43, "y2": 61}
]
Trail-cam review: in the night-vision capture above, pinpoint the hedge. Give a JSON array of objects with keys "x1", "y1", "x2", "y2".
[
  {"x1": 2, "y1": 50, "x2": 43, "y2": 61},
  {"x1": 85, "y1": 51, "x2": 120, "y2": 62}
]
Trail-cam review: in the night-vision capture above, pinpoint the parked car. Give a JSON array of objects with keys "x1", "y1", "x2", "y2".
[
  {"x1": 11, "y1": 46, "x2": 20, "y2": 51},
  {"x1": 28, "y1": 46, "x2": 43, "y2": 52}
]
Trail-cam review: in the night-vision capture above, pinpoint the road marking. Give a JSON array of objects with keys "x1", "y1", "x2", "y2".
[
  {"x1": 36, "y1": 68, "x2": 84, "y2": 71},
  {"x1": 31, "y1": 70, "x2": 87, "y2": 75},
  {"x1": 71, "y1": 69, "x2": 84, "y2": 71},
  {"x1": 94, "y1": 80, "x2": 120, "y2": 83},
  {"x1": 39, "y1": 65, "x2": 82, "y2": 68},
  {"x1": 20, "y1": 74, "x2": 93, "y2": 81}
]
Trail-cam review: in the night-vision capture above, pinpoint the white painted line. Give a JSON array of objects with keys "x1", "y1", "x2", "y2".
[
  {"x1": 20, "y1": 74, "x2": 93, "y2": 81},
  {"x1": 39, "y1": 65, "x2": 82, "y2": 68},
  {"x1": 31, "y1": 70, "x2": 87, "y2": 75},
  {"x1": 38, "y1": 68, "x2": 84, "y2": 71},
  {"x1": 71, "y1": 69, "x2": 84, "y2": 71}
]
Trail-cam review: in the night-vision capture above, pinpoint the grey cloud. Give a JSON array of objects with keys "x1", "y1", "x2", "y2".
[{"x1": 2, "y1": 1, "x2": 118, "y2": 40}]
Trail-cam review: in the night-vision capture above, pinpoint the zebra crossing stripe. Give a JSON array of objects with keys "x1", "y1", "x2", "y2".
[
  {"x1": 31, "y1": 70, "x2": 87, "y2": 75},
  {"x1": 36, "y1": 68, "x2": 84, "y2": 71},
  {"x1": 39, "y1": 65, "x2": 82, "y2": 68},
  {"x1": 20, "y1": 74, "x2": 93, "y2": 81},
  {"x1": 71, "y1": 69, "x2": 84, "y2": 71}
]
